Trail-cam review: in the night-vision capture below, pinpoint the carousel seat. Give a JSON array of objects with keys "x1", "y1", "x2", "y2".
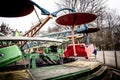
[
  {"x1": 0, "y1": 45, "x2": 22, "y2": 68},
  {"x1": 64, "y1": 44, "x2": 94, "y2": 59}
]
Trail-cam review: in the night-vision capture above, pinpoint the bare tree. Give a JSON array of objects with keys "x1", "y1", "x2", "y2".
[
  {"x1": 103, "y1": 9, "x2": 120, "y2": 50},
  {"x1": 56, "y1": 0, "x2": 107, "y2": 13}
]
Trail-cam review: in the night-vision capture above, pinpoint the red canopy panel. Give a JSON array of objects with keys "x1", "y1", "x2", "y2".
[
  {"x1": 56, "y1": 13, "x2": 97, "y2": 26},
  {"x1": 78, "y1": 28, "x2": 100, "y2": 33},
  {"x1": 0, "y1": 0, "x2": 34, "y2": 17}
]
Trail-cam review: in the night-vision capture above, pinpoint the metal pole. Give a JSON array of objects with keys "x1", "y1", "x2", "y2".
[
  {"x1": 34, "y1": 8, "x2": 41, "y2": 22},
  {"x1": 71, "y1": 25, "x2": 77, "y2": 56},
  {"x1": 103, "y1": 50, "x2": 105, "y2": 64},
  {"x1": 114, "y1": 50, "x2": 118, "y2": 68}
]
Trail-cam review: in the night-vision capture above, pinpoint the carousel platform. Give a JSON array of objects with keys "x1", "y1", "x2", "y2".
[
  {"x1": 29, "y1": 60, "x2": 104, "y2": 80},
  {"x1": 0, "y1": 69, "x2": 32, "y2": 80},
  {"x1": 0, "y1": 59, "x2": 107, "y2": 80}
]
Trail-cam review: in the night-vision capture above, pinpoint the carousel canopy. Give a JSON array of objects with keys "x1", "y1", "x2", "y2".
[{"x1": 0, "y1": 0, "x2": 34, "y2": 17}]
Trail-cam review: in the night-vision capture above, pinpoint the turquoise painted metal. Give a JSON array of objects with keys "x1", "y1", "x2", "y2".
[
  {"x1": 0, "y1": 45, "x2": 22, "y2": 68},
  {"x1": 51, "y1": 8, "x2": 76, "y2": 17},
  {"x1": 30, "y1": 0, "x2": 75, "y2": 16}
]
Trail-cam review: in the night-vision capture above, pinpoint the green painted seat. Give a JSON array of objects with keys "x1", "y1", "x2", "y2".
[
  {"x1": 45, "y1": 47, "x2": 51, "y2": 54},
  {"x1": 0, "y1": 45, "x2": 22, "y2": 68}
]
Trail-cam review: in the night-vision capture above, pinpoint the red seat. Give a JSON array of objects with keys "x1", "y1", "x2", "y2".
[{"x1": 64, "y1": 43, "x2": 94, "y2": 59}]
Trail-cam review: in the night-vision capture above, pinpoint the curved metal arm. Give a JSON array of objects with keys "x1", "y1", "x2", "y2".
[
  {"x1": 76, "y1": 24, "x2": 88, "y2": 33},
  {"x1": 30, "y1": 1, "x2": 75, "y2": 17},
  {"x1": 84, "y1": 24, "x2": 88, "y2": 29},
  {"x1": 30, "y1": 0, "x2": 50, "y2": 15},
  {"x1": 51, "y1": 8, "x2": 76, "y2": 17}
]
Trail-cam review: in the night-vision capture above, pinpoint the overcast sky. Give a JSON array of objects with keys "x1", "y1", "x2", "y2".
[
  {"x1": 0, "y1": 0, "x2": 120, "y2": 32},
  {"x1": 107, "y1": 0, "x2": 120, "y2": 12}
]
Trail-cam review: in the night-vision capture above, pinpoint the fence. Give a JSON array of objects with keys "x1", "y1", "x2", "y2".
[{"x1": 96, "y1": 51, "x2": 120, "y2": 68}]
